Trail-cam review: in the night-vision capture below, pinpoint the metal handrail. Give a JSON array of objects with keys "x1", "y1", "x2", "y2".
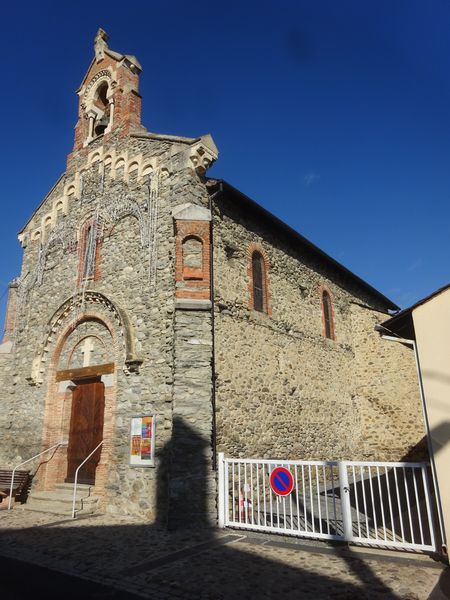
[
  {"x1": 72, "y1": 440, "x2": 103, "y2": 519},
  {"x1": 8, "y1": 441, "x2": 68, "y2": 510}
]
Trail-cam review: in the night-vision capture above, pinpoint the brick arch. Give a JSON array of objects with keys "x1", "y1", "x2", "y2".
[
  {"x1": 29, "y1": 291, "x2": 142, "y2": 386},
  {"x1": 66, "y1": 333, "x2": 109, "y2": 370},
  {"x1": 246, "y1": 242, "x2": 271, "y2": 315},
  {"x1": 50, "y1": 313, "x2": 119, "y2": 375},
  {"x1": 37, "y1": 311, "x2": 120, "y2": 497},
  {"x1": 319, "y1": 283, "x2": 336, "y2": 341}
]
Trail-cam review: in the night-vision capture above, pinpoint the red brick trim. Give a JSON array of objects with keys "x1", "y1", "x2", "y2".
[
  {"x1": 246, "y1": 242, "x2": 271, "y2": 316},
  {"x1": 37, "y1": 311, "x2": 119, "y2": 498},
  {"x1": 174, "y1": 220, "x2": 211, "y2": 300},
  {"x1": 319, "y1": 283, "x2": 336, "y2": 341},
  {"x1": 69, "y1": 55, "x2": 142, "y2": 163}
]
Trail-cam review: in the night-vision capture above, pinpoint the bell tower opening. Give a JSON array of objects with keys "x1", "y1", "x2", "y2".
[
  {"x1": 69, "y1": 28, "x2": 145, "y2": 160},
  {"x1": 93, "y1": 81, "x2": 110, "y2": 137}
]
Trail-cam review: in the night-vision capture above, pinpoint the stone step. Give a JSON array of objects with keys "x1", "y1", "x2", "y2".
[
  {"x1": 28, "y1": 489, "x2": 96, "y2": 504},
  {"x1": 54, "y1": 483, "x2": 93, "y2": 492},
  {"x1": 22, "y1": 501, "x2": 98, "y2": 517},
  {"x1": 24, "y1": 495, "x2": 99, "y2": 516},
  {"x1": 55, "y1": 482, "x2": 94, "y2": 490}
]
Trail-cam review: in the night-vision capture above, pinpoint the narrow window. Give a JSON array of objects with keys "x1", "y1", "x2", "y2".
[
  {"x1": 252, "y1": 251, "x2": 265, "y2": 312},
  {"x1": 83, "y1": 222, "x2": 98, "y2": 279},
  {"x1": 322, "y1": 290, "x2": 334, "y2": 340}
]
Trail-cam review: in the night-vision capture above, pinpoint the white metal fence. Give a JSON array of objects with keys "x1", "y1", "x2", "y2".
[{"x1": 218, "y1": 454, "x2": 436, "y2": 553}]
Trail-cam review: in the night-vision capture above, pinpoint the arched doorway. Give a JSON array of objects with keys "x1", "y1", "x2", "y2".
[
  {"x1": 66, "y1": 377, "x2": 105, "y2": 484},
  {"x1": 38, "y1": 316, "x2": 117, "y2": 493},
  {"x1": 57, "y1": 325, "x2": 113, "y2": 485}
]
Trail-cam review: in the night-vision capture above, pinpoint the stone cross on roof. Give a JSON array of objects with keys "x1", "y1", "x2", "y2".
[{"x1": 94, "y1": 28, "x2": 109, "y2": 61}]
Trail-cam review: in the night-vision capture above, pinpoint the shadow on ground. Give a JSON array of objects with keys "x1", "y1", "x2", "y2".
[{"x1": 0, "y1": 417, "x2": 447, "y2": 600}]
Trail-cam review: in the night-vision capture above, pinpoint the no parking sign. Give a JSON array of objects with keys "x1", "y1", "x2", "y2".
[{"x1": 270, "y1": 466, "x2": 294, "y2": 496}]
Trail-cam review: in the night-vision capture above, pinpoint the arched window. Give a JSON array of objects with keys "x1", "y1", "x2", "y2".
[
  {"x1": 128, "y1": 162, "x2": 139, "y2": 185},
  {"x1": 55, "y1": 201, "x2": 64, "y2": 221},
  {"x1": 252, "y1": 251, "x2": 266, "y2": 313},
  {"x1": 78, "y1": 219, "x2": 101, "y2": 282},
  {"x1": 322, "y1": 289, "x2": 335, "y2": 340},
  {"x1": 43, "y1": 215, "x2": 52, "y2": 240},
  {"x1": 104, "y1": 156, "x2": 112, "y2": 179},
  {"x1": 182, "y1": 236, "x2": 203, "y2": 280},
  {"x1": 142, "y1": 164, "x2": 153, "y2": 182},
  {"x1": 83, "y1": 224, "x2": 97, "y2": 279},
  {"x1": 115, "y1": 159, "x2": 125, "y2": 180}
]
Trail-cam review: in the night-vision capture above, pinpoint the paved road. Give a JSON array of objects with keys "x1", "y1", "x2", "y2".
[
  {"x1": 1, "y1": 555, "x2": 142, "y2": 600},
  {"x1": 1, "y1": 509, "x2": 449, "y2": 599}
]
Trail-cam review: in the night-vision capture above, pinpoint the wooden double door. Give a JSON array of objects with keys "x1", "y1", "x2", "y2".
[{"x1": 66, "y1": 378, "x2": 105, "y2": 485}]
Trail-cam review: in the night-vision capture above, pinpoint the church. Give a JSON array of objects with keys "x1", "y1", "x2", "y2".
[{"x1": 0, "y1": 30, "x2": 424, "y2": 524}]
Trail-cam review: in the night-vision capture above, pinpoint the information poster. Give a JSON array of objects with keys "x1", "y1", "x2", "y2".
[{"x1": 129, "y1": 415, "x2": 155, "y2": 467}]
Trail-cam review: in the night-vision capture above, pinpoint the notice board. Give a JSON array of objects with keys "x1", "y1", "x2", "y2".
[{"x1": 129, "y1": 415, "x2": 155, "y2": 467}]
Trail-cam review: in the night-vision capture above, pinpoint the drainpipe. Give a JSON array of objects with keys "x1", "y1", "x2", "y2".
[
  {"x1": 375, "y1": 326, "x2": 447, "y2": 555},
  {"x1": 208, "y1": 181, "x2": 223, "y2": 470}
]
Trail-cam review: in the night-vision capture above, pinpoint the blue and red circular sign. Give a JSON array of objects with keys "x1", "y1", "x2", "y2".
[{"x1": 270, "y1": 467, "x2": 294, "y2": 496}]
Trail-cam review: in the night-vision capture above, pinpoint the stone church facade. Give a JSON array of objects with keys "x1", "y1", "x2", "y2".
[{"x1": 0, "y1": 31, "x2": 424, "y2": 522}]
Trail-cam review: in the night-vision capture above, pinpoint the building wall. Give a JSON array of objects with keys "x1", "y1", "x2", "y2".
[
  {"x1": 0, "y1": 131, "x2": 216, "y2": 521},
  {"x1": 412, "y1": 288, "x2": 450, "y2": 546},
  {"x1": 0, "y1": 134, "x2": 425, "y2": 523},
  {"x1": 213, "y1": 196, "x2": 423, "y2": 462}
]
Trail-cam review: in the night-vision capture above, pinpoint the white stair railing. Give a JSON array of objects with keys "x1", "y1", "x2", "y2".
[
  {"x1": 72, "y1": 440, "x2": 103, "y2": 519},
  {"x1": 8, "y1": 441, "x2": 68, "y2": 510}
]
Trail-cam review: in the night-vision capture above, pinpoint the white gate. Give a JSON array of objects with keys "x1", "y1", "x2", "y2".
[{"x1": 218, "y1": 454, "x2": 436, "y2": 553}]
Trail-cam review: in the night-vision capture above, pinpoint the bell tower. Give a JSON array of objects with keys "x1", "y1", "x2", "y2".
[{"x1": 68, "y1": 29, "x2": 145, "y2": 164}]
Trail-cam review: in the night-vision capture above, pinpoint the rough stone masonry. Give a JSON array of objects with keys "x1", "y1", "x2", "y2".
[{"x1": 0, "y1": 29, "x2": 424, "y2": 523}]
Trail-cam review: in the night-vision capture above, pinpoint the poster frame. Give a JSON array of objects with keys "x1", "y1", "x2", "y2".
[{"x1": 129, "y1": 414, "x2": 156, "y2": 467}]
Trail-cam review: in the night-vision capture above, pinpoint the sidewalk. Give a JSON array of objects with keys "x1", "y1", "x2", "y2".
[{"x1": 0, "y1": 509, "x2": 448, "y2": 599}]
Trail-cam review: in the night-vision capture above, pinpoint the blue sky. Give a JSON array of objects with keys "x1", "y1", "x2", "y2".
[{"x1": 1, "y1": 0, "x2": 449, "y2": 325}]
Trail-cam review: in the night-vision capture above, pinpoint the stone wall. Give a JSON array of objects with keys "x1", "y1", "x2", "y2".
[
  {"x1": 0, "y1": 130, "x2": 215, "y2": 521},
  {"x1": 0, "y1": 129, "x2": 424, "y2": 526},
  {"x1": 168, "y1": 306, "x2": 215, "y2": 528},
  {"x1": 212, "y1": 193, "x2": 423, "y2": 463}
]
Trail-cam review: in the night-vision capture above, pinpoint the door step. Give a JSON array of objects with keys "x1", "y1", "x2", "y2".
[{"x1": 23, "y1": 483, "x2": 100, "y2": 516}]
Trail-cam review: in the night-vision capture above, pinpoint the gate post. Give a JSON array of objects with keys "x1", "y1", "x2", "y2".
[
  {"x1": 338, "y1": 461, "x2": 353, "y2": 541},
  {"x1": 217, "y1": 452, "x2": 226, "y2": 528}
]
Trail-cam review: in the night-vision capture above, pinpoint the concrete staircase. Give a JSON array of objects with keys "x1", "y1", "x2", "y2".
[{"x1": 23, "y1": 483, "x2": 100, "y2": 516}]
